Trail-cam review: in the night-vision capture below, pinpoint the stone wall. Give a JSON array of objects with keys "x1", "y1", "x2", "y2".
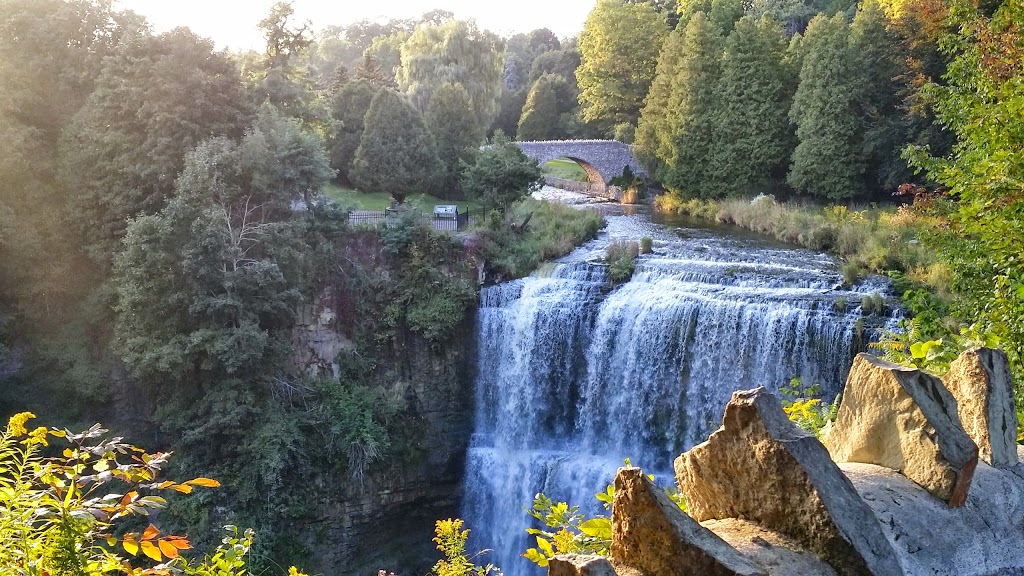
[{"x1": 551, "y1": 349, "x2": 1024, "y2": 576}]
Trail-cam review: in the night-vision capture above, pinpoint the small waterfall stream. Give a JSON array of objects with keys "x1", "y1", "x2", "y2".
[{"x1": 462, "y1": 201, "x2": 897, "y2": 573}]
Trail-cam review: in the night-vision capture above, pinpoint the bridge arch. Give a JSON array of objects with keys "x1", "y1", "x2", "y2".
[{"x1": 514, "y1": 140, "x2": 646, "y2": 196}]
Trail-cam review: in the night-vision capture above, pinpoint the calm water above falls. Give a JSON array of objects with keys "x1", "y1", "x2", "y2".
[{"x1": 462, "y1": 194, "x2": 898, "y2": 574}]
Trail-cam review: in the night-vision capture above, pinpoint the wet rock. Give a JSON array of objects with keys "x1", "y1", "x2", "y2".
[
  {"x1": 548, "y1": 555, "x2": 619, "y2": 576},
  {"x1": 611, "y1": 467, "x2": 766, "y2": 576},
  {"x1": 823, "y1": 354, "x2": 979, "y2": 506},
  {"x1": 675, "y1": 388, "x2": 901, "y2": 576},
  {"x1": 944, "y1": 348, "x2": 1018, "y2": 468},
  {"x1": 702, "y1": 519, "x2": 838, "y2": 576},
  {"x1": 842, "y1": 461, "x2": 1024, "y2": 575}
]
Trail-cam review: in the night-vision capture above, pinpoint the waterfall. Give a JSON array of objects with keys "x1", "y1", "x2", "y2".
[{"x1": 461, "y1": 214, "x2": 893, "y2": 574}]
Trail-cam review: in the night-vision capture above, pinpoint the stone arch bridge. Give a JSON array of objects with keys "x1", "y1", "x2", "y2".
[{"x1": 515, "y1": 140, "x2": 646, "y2": 199}]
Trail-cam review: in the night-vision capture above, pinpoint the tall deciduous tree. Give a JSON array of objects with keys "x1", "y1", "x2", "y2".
[
  {"x1": 709, "y1": 16, "x2": 795, "y2": 196},
  {"x1": 425, "y1": 82, "x2": 484, "y2": 197},
  {"x1": 788, "y1": 13, "x2": 865, "y2": 200},
  {"x1": 577, "y1": 0, "x2": 669, "y2": 134},
  {"x1": 328, "y1": 79, "x2": 380, "y2": 183},
  {"x1": 461, "y1": 141, "x2": 543, "y2": 214},
  {"x1": 396, "y1": 19, "x2": 504, "y2": 130},
  {"x1": 350, "y1": 90, "x2": 443, "y2": 202}
]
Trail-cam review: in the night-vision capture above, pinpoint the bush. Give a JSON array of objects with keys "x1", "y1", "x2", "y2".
[
  {"x1": 605, "y1": 240, "x2": 640, "y2": 284},
  {"x1": 639, "y1": 236, "x2": 653, "y2": 254}
]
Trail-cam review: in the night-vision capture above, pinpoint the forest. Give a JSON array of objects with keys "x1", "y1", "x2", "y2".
[{"x1": 1, "y1": 0, "x2": 1022, "y2": 574}]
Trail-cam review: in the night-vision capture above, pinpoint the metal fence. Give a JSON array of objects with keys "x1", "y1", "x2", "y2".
[{"x1": 347, "y1": 208, "x2": 472, "y2": 232}]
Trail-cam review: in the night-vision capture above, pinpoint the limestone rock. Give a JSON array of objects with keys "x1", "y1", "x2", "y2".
[
  {"x1": 548, "y1": 555, "x2": 619, "y2": 576},
  {"x1": 823, "y1": 354, "x2": 979, "y2": 506},
  {"x1": 675, "y1": 388, "x2": 901, "y2": 576},
  {"x1": 702, "y1": 519, "x2": 838, "y2": 576},
  {"x1": 611, "y1": 467, "x2": 766, "y2": 576},
  {"x1": 944, "y1": 348, "x2": 1018, "y2": 468},
  {"x1": 842, "y1": 461, "x2": 1024, "y2": 575}
]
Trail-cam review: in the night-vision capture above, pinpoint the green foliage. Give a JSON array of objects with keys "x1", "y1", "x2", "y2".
[
  {"x1": 605, "y1": 241, "x2": 641, "y2": 284},
  {"x1": 904, "y1": 0, "x2": 1024, "y2": 393},
  {"x1": 577, "y1": 0, "x2": 670, "y2": 133},
  {"x1": 522, "y1": 463, "x2": 685, "y2": 568},
  {"x1": 517, "y1": 75, "x2": 561, "y2": 141},
  {"x1": 779, "y1": 378, "x2": 839, "y2": 437},
  {"x1": 397, "y1": 20, "x2": 504, "y2": 129},
  {"x1": 351, "y1": 89, "x2": 443, "y2": 202},
  {"x1": 461, "y1": 141, "x2": 544, "y2": 214},
  {"x1": 476, "y1": 200, "x2": 606, "y2": 282},
  {"x1": 328, "y1": 79, "x2": 380, "y2": 183},
  {"x1": 787, "y1": 14, "x2": 866, "y2": 200},
  {"x1": 425, "y1": 82, "x2": 484, "y2": 197},
  {"x1": 640, "y1": 236, "x2": 654, "y2": 254},
  {"x1": 431, "y1": 519, "x2": 501, "y2": 576}
]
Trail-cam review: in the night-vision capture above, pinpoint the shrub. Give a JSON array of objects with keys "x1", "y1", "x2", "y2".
[
  {"x1": 605, "y1": 240, "x2": 640, "y2": 284},
  {"x1": 639, "y1": 236, "x2": 653, "y2": 254}
]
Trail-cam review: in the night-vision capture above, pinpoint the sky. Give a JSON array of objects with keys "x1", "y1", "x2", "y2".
[{"x1": 117, "y1": 0, "x2": 596, "y2": 51}]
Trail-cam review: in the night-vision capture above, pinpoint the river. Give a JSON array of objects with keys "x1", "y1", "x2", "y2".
[{"x1": 461, "y1": 190, "x2": 898, "y2": 574}]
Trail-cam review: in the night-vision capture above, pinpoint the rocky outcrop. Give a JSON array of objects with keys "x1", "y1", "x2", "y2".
[
  {"x1": 548, "y1": 555, "x2": 620, "y2": 576},
  {"x1": 675, "y1": 388, "x2": 901, "y2": 576},
  {"x1": 612, "y1": 467, "x2": 766, "y2": 576},
  {"x1": 823, "y1": 354, "x2": 979, "y2": 506},
  {"x1": 702, "y1": 519, "x2": 838, "y2": 576},
  {"x1": 944, "y1": 348, "x2": 1018, "y2": 468}
]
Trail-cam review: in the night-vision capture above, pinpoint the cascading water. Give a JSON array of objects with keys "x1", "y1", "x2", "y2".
[{"x1": 462, "y1": 199, "x2": 898, "y2": 574}]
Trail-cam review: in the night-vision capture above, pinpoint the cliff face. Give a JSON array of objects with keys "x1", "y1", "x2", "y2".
[{"x1": 291, "y1": 283, "x2": 478, "y2": 575}]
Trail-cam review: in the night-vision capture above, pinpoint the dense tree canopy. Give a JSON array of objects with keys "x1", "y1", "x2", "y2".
[
  {"x1": 577, "y1": 0, "x2": 670, "y2": 135},
  {"x1": 462, "y1": 141, "x2": 544, "y2": 213},
  {"x1": 327, "y1": 79, "x2": 380, "y2": 183},
  {"x1": 425, "y1": 82, "x2": 484, "y2": 197}
]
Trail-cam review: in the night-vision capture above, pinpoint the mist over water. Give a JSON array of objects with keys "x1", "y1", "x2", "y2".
[{"x1": 463, "y1": 197, "x2": 898, "y2": 573}]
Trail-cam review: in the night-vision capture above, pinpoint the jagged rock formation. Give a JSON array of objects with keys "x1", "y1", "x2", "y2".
[
  {"x1": 823, "y1": 354, "x2": 978, "y2": 506},
  {"x1": 944, "y1": 348, "x2": 1018, "y2": 468},
  {"x1": 546, "y1": 348, "x2": 1024, "y2": 576}
]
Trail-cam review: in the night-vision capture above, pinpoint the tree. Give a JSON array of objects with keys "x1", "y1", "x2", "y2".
[
  {"x1": 328, "y1": 79, "x2": 380, "y2": 183},
  {"x1": 576, "y1": 0, "x2": 669, "y2": 134},
  {"x1": 59, "y1": 27, "x2": 252, "y2": 264},
  {"x1": 709, "y1": 16, "x2": 795, "y2": 196},
  {"x1": 517, "y1": 75, "x2": 561, "y2": 141},
  {"x1": 787, "y1": 14, "x2": 866, "y2": 200},
  {"x1": 635, "y1": 26, "x2": 686, "y2": 178},
  {"x1": 461, "y1": 141, "x2": 544, "y2": 214},
  {"x1": 636, "y1": 13, "x2": 723, "y2": 196},
  {"x1": 364, "y1": 32, "x2": 408, "y2": 85},
  {"x1": 350, "y1": 90, "x2": 443, "y2": 202},
  {"x1": 905, "y1": 0, "x2": 1024, "y2": 386},
  {"x1": 425, "y1": 83, "x2": 484, "y2": 198},
  {"x1": 503, "y1": 28, "x2": 561, "y2": 92},
  {"x1": 397, "y1": 19, "x2": 504, "y2": 129}
]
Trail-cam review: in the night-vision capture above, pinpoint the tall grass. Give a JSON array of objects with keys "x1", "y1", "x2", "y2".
[{"x1": 654, "y1": 193, "x2": 946, "y2": 291}]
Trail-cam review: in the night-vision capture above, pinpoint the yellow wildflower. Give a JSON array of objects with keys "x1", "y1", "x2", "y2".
[
  {"x1": 27, "y1": 426, "x2": 49, "y2": 446},
  {"x1": 7, "y1": 412, "x2": 35, "y2": 436},
  {"x1": 287, "y1": 567, "x2": 308, "y2": 576}
]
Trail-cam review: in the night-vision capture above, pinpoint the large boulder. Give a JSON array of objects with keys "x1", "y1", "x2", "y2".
[
  {"x1": 943, "y1": 348, "x2": 1018, "y2": 468},
  {"x1": 823, "y1": 354, "x2": 979, "y2": 506},
  {"x1": 675, "y1": 388, "x2": 902, "y2": 576},
  {"x1": 702, "y1": 519, "x2": 838, "y2": 576},
  {"x1": 611, "y1": 467, "x2": 766, "y2": 576}
]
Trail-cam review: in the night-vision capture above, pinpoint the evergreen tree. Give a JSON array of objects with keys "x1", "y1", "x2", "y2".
[
  {"x1": 709, "y1": 16, "x2": 794, "y2": 196},
  {"x1": 788, "y1": 14, "x2": 866, "y2": 200},
  {"x1": 517, "y1": 75, "x2": 561, "y2": 141},
  {"x1": 424, "y1": 82, "x2": 484, "y2": 198},
  {"x1": 639, "y1": 13, "x2": 723, "y2": 196},
  {"x1": 327, "y1": 79, "x2": 379, "y2": 183},
  {"x1": 850, "y1": 0, "x2": 913, "y2": 194},
  {"x1": 350, "y1": 90, "x2": 443, "y2": 202},
  {"x1": 635, "y1": 27, "x2": 687, "y2": 177},
  {"x1": 577, "y1": 0, "x2": 670, "y2": 134}
]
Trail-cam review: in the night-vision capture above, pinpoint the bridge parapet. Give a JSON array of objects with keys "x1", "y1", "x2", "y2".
[{"x1": 515, "y1": 140, "x2": 646, "y2": 192}]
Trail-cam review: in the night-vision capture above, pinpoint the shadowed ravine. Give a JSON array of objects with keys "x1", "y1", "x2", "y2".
[{"x1": 461, "y1": 196, "x2": 899, "y2": 574}]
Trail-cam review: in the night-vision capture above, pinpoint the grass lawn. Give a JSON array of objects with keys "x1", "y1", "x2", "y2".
[
  {"x1": 542, "y1": 158, "x2": 589, "y2": 182},
  {"x1": 323, "y1": 184, "x2": 480, "y2": 212}
]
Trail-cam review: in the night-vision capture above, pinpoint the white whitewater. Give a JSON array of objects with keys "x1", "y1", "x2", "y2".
[{"x1": 462, "y1": 203, "x2": 897, "y2": 573}]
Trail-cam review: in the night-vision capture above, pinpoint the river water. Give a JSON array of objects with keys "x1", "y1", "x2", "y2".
[{"x1": 461, "y1": 190, "x2": 897, "y2": 573}]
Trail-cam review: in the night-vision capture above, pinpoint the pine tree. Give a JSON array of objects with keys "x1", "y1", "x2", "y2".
[
  {"x1": 424, "y1": 82, "x2": 483, "y2": 198},
  {"x1": 709, "y1": 16, "x2": 794, "y2": 196},
  {"x1": 350, "y1": 90, "x2": 443, "y2": 202},
  {"x1": 788, "y1": 14, "x2": 866, "y2": 200},
  {"x1": 355, "y1": 52, "x2": 391, "y2": 87},
  {"x1": 328, "y1": 79, "x2": 379, "y2": 184},
  {"x1": 635, "y1": 27, "x2": 686, "y2": 177},
  {"x1": 850, "y1": 0, "x2": 913, "y2": 194},
  {"x1": 517, "y1": 75, "x2": 560, "y2": 141},
  {"x1": 655, "y1": 13, "x2": 724, "y2": 196}
]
